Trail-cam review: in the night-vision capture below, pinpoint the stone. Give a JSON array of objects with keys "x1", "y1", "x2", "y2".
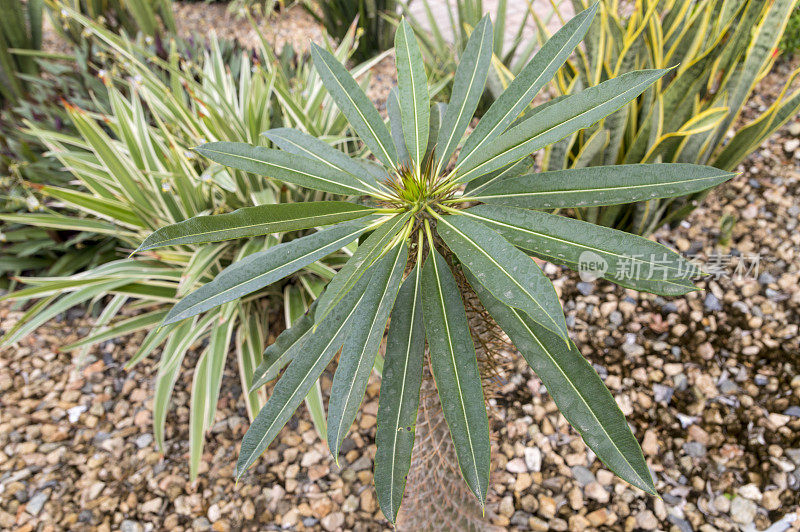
[
  {"x1": 768, "y1": 413, "x2": 790, "y2": 428},
  {"x1": 207, "y1": 503, "x2": 221, "y2": 523},
  {"x1": 683, "y1": 442, "x2": 706, "y2": 458},
  {"x1": 738, "y1": 484, "x2": 762, "y2": 501},
  {"x1": 506, "y1": 458, "x2": 527, "y2": 474},
  {"x1": 538, "y1": 496, "x2": 556, "y2": 519},
  {"x1": 26, "y1": 491, "x2": 48, "y2": 516},
  {"x1": 499, "y1": 496, "x2": 514, "y2": 518},
  {"x1": 585, "y1": 481, "x2": 610, "y2": 503},
  {"x1": 242, "y1": 500, "x2": 255, "y2": 521},
  {"x1": 134, "y1": 433, "x2": 153, "y2": 449},
  {"x1": 729, "y1": 496, "x2": 757, "y2": 525},
  {"x1": 653, "y1": 384, "x2": 674, "y2": 404},
  {"x1": 642, "y1": 430, "x2": 659, "y2": 456},
  {"x1": 586, "y1": 508, "x2": 608, "y2": 527},
  {"x1": 141, "y1": 498, "x2": 162, "y2": 514},
  {"x1": 321, "y1": 512, "x2": 344, "y2": 531},
  {"x1": 120, "y1": 521, "x2": 143, "y2": 532},
  {"x1": 524, "y1": 447, "x2": 542, "y2": 472},
  {"x1": 704, "y1": 293, "x2": 722, "y2": 311},
  {"x1": 635, "y1": 510, "x2": 658, "y2": 530},
  {"x1": 571, "y1": 465, "x2": 595, "y2": 486},
  {"x1": 784, "y1": 406, "x2": 800, "y2": 417}
]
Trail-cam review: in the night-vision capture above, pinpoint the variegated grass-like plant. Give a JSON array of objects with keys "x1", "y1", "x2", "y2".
[{"x1": 140, "y1": 4, "x2": 734, "y2": 522}]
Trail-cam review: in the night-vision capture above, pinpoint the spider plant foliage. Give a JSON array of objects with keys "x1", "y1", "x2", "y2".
[{"x1": 140, "y1": 4, "x2": 734, "y2": 522}]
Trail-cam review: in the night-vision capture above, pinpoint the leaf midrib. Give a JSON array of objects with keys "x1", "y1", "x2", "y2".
[
  {"x1": 241, "y1": 287, "x2": 367, "y2": 474},
  {"x1": 199, "y1": 146, "x2": 366, "y2": 195},
  {"x1": 459, "y1": 74, "x2": 659, "y2": 181},
  {"x1": 440, "y1": 216, "x2": 565, "y2": 338},
  {"x1": 472, "y1": 174, "x2": 728, "y2": 201},
  {"x1": 387, "y1": 262, "x2": 421, "y2": 513},
  {"x1": 430, "y1": 251, "x2": 483, "y2": 503},
  {"x1": 463, "y1": 210, "x2": 686, "y2": 276},
  {"x1": 509, "y1": 306, "x2": 654, "y2": 494}
]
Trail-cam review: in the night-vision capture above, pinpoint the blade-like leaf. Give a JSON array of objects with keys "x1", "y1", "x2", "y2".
[
  {"x1": 236, "y1": 270, "x2": 373, "y2": 477},
  {"x1": 310, "y1": 43, "x2": 398, "y2": 168},
  {"x1": 195, "y1": 142, "x2": 371, "y2": 196},
  {"x1": 467, "y1": 270, "x2": 657, "y2": 495},
  {"x1": 315, "y1": 212, "x2": 412, "y2": 325},
  {"x1": 262, "y1": 128, "x2": 386, "y2": 194},
  {"x1": 437, "y1": 214, "x2": 568, "y2": 341},
  {"x1": 421, "y1": 248, "x2": 490, "y2": 506},
  {"x1": 435, "y1": 15, "x2": 493, "y2": 173},
  {"x1": 456, "y1": 3, "x2": 598, "y2": 172},
  {"x1": 137, "y1": 202, "x2": 374, "y2": 252},
  {"x1": 250, "y1": 301, "x2": 318, "y2": 392},
  {"x1": 328, "y1": 243, "x2": 407, "y2": 460},
  {"x1": 374, "y1": 260, "x2": 425, "y2": 524},
  {"x1": 164, "y1": 220, "x2": 371, "y2": 325},
  {"x1": 388, "y1": 88, "x2": 411, "y2": 165},
  {"x1": 456, "y1": 69, "x2": 670, "y2": 182},
  {"x1": 465, "y1": 205, "x2": 700, "y2": 295},
  {"x1": 469, "y1": 164, "x2": 735, "y2": 208},
  {"x1": 395, "y1": 18, "x2": 430, "y2": 167}
]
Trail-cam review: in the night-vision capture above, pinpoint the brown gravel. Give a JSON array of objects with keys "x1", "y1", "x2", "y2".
[{"x1": 3, "y1": 5, "x2": 800, "y2": 532}]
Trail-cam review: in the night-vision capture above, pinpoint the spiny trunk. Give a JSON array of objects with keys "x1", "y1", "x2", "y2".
[{"x1": 396, "y1": 273, "x2": 511, "y2": 532}]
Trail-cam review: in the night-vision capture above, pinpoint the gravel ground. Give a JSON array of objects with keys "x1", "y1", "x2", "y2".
[{"x1": 4, "y1": 4, "x2": 800, "y2": 532}]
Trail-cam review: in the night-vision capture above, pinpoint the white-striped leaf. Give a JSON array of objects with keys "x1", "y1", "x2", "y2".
[
  {"x1": 420, "y1": 248, "x2": 490, "y2": 506},
  {"x1": 395, "y1": 18, "x2": 430, "y2": 167}
]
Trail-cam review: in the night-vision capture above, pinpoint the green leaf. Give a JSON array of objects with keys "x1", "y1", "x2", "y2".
[
  {"x1": 469, "y1": 163, "x2": 735, "y2": 208},
  {"x1": 315, "y1": 212, "x2": 412, "y2": 325},
  {"x1": 388, "y1": 88, "x2": 411, "y2": 165},
  {"x1": 137, "y1": 202, "x2": 373, "y2": 252},
  {"x1": 395, "y1": 18, "x2": 430, "y2": 167},
  {"x1": 466, "y1": 271, "x2": 657, "y2": 496},
  {"x1": 250, "y1": 300, "x2": 317, "y2": 392},
  {"x1": 328, "y1": 243, "x2": 407, "y2": 460},
  {"x1": 164, "y1": 220, "x2": 371, "y2": 325},
  {"x1": 456, "y1": 69, "x2": 670, "y2": 182},
  {"x1": 310, "y1": 43, "x2": 398, "y2": 168},
  {"x1": 0, "y1": 213, "x2": 137, "y2": 237},
  {"x1": 374, "y1": 260, "x2": 425, "y2": 524},
  {"x1": 59, "y1": 310, "x2": 167, "y2": 351},
  {"x1": 456, "y1": 3, "x2": 598, "y2": 172},
  {"x1": 464, "y1": 205, "x2": 700, "y2": 295},
  {"x1": 261, "y1": 128, "x2": 386, "y2": 194},
  {"x1": 195, "y1": 142, "x2": 371, "y2": 196},
  {"x1": 434, "y1": 15, "x2": 493, "y2": 173},
  {"x1": 437, "y1": 214, "x2": 569, "y2": 341},
  {"x1": 236, "y1": 270, "x2": 373, "y2": 477},
  {"x1": 420, "y1": 248, "x2": 490, "y2": 506}
]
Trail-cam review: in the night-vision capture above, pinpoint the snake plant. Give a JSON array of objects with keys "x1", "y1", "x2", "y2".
[{"x1": 140, "y1": 4, "x2": 735, "y2": 522}]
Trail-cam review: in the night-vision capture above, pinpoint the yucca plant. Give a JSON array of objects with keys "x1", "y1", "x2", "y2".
[
  {"x1": 141, "y1": 5, "x2": 735, "y2": 526},
  {"x1": 0, "y1": 7, "x2": 384, "y2": 479},
  {"x1": 519, "y1": 0, "x2": 800, "y2": 235}
]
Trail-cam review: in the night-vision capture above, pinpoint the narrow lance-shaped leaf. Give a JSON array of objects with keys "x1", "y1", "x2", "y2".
[
  {"x1": 388, "y1": 88, "x2": 411, "y2": 165},
  {"x1": 464, "y1": 205, "x2": 701, "y2": 295},
  {"x1": 328, "y1": 242, "x2": 408, "y2": 460},
  {"x1": 434, "y1": 15, "x2": 493, "y2": 174},
  {"x1": 137, "y1": 202, "x2": 374, "y2": 252},
  {"x1": 310, "y1": 43, "x2": 398, "y2": 168},
  {"x1": 236, "y1": 271, "x2": 373, "y2": 478},
  {"x1": 468, "y1": 163, "x2": 735, "y2": 208},
  {"x1": 315, "y1": 212, "x2": 412, "y2": 325},
  {"x1": 421, "y1": 248, "x2": 490, "y2": 506},
  {"x1": 250, "y1": 301, "x2": 317, "y2": 392},
  {"x1": 456, "y1": 2, "x2": 598, "y2": 172},
  {"x1": 195, "y1": 142, "x2": 371, "y2": 196},
  {"x1": 262, "y1": 127, "x2": 386, "y2": 194},
  {"x1": 456, "y1": 68, "x2": 671, "y2": 183},
  {"x1": 164, "y1": 219, "x2": 372, "y2": 325},
  {"x1": 395, "y1": 18, "x2": 430, "y2": 167},
  {"x1": 437, "y1": 214, "x2": 569, "y2": 341},
  {"x1": 374, "y1": 260, "x2": 425, "y2": 524},
  {"x1": 466, "y1": 270, "x2": 658, "y2": 495}
]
